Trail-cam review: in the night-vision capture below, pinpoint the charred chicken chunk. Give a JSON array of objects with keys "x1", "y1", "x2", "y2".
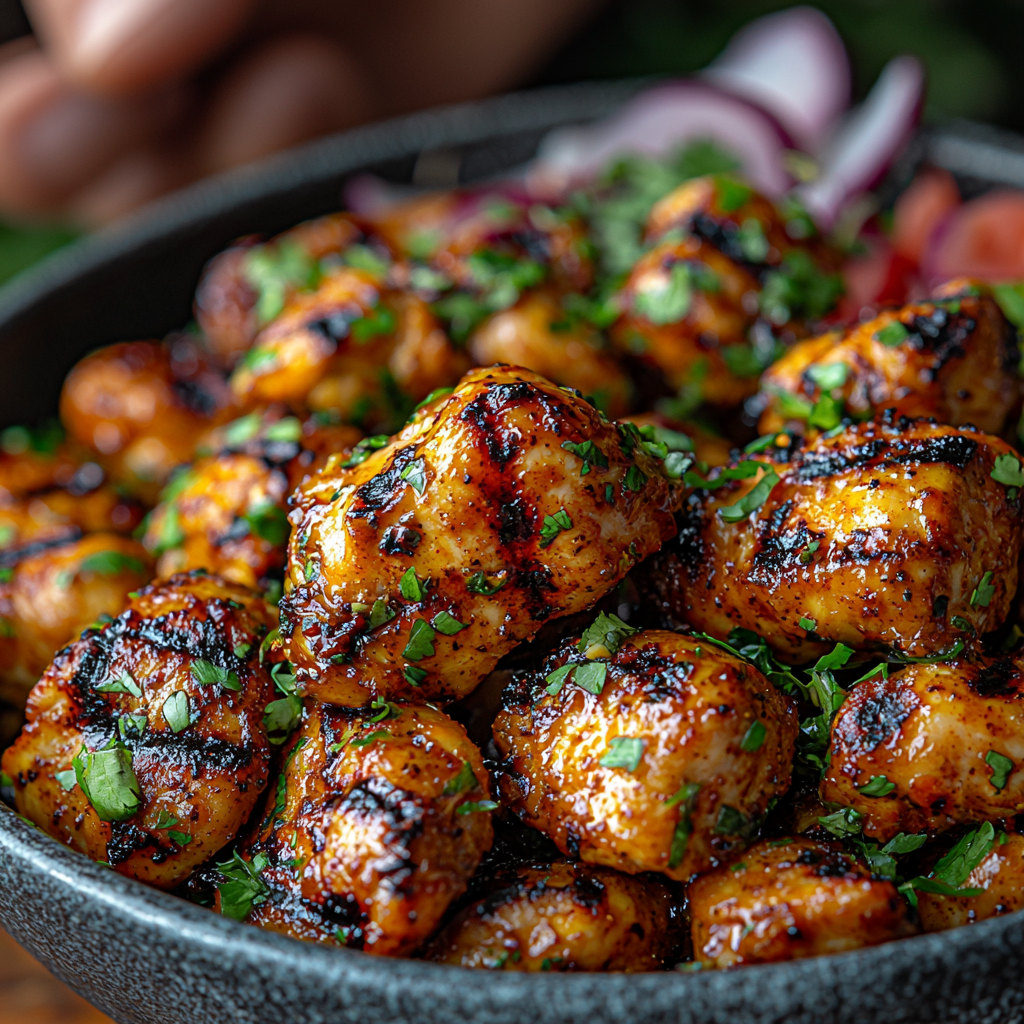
[
  {"x1": 194, "y1": 213, "x2": 365, "y2": 366},
  {"x1": 493, "y1": 626, "x2": 798, "y2": 881},
  {"x1": 688, "y1": 836, "x2": 917, "y2": 969},
  {"x1": 469, "y1": 291, "x2": 632, "y2": 417},
  {"x1": 424, "y1": 860, "x2": 682, "y2": 971},
  {"x1": 1, "y1": 572, "x2": 275, "y2": 888},
  {"x1": 758, "y1": 286, "x2": 1019, "y2": 436},
  {"x1": 280, "y1": 366, "x2": 678, "y2": 706},
  {"x1": 917, "y1": 832, "x2": 1024, "y2": 932},
  {"x1": 0, "y1": 533, "x2": 153, "y2": 701},
  {"x1": 230, "y1": 698, "x2": 493, "y2": 956},
  {"x1": 143, "y1": 410, "x2": 361, "y2": 591},
  {"x1": 643, "y1": 416, "x2": 1023, "y2": 663},
  {"x1": 821, "y1": 654, "x2": 1024, "y2": 840},
  {"x1": 229, "y1": 267, "x2": 466, "y2": 430},
  {"x1": 60, "y1": 339, "x2": 230, "y2": 498}
]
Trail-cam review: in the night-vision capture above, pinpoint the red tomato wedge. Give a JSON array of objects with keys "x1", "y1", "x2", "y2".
[
  {"x1": 892, "y1": 167, "x2": 960, "y2": 264},
  {"x1": 925, "y1": 189, "x2": 1024, "y2": 285}
]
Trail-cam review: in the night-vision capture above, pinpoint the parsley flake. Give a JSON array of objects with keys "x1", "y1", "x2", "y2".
[
  {"x1": 799, "y1": 540, "x2": 820, "y2": 564},
  {"x1": 578, "y1": 612, "x2": 638, "y2": 656},
  {"x1": 992, "y1": 454, "x2": 1024, "y2": 489},
  {"x1": 442, "y1": 762, "x2": 479, "y2": 796},
  {"x1": 561, "y1": 440, "x2": 608, "y2": 476},
  {"x1": 162, "y1": 691, "x2": 190, "y2": 733},
  {"x1": 465, "y1": 571, "x2": 506, "y2": 596},
  {"x1": 96, "y1": 671, "x2": 143, "y2": 698},
  {"x1": 350, "y1": 730, "x2": 389, "y2": 748},
  {"x1": 719, "y1": 469, "x2": 779, "y2": 523},
  {"x1": 875, "y1": 321, "x2": 909, "y2": 347},
  {"x1": 368, "y1": 597, "x2": 396, "y2": 629},
  {"x1": 667, "y1": 782, "x2": 701, "y2": 869},
  {"x1": 858, "y1": 775, "x2": 896, "y2": 797},
  {"x1": 217, "y1": 850, "x2": 269, "y2": 921},
  {"x1": 73, "y1": 741, "x2": 141, "y2": 822},
  {"x1": 79, "y1": 550, "x2": 146, "y2": 577},
  {"x1": 574, "y1": 662, "x2": 608, "y2": 694},
  {"x1": 341, "y1": 435, "x2": 390, "y2": 468},
  {"x1": 403, "y1": 619, "x2": 436, "y2": 661},
  {"x1": 190, "y1": 659, "x2": 241, "y2": 691},
  {"x1": 400, "y1": 458, "x2": 427, "y2": 495},
  {"x1": 599, "y1": 736, "x2": 645, "y2": 772},
  {"x1": 432, "y1": 610, "x2": 467, "y2": 635},
  {"x1": 456, "y1": 800, "x2": 499, "y2": 815},
  {"x1": 798, "y1": 616, "x2": 817, "y2": 631},
  {"x1": 740, "y1": 720, "x2": 766, "y2": 752},
  {"x1": 539, "y1": 508, "x2": 572, "y2": 548},
  {"x1": 806, "y1": 362, "x2": 849, "y2": 391},
  {"x1": 986, "y1": 750, "x2": 1014, "y2": 791},
  {"x1": 971, "y1": 571, "x2": 996, "y2": 608},
  {"x1": 623, "y1": 464, "x2": 648, "y2": 492},
  {"x1": 399, "y1": 566, "x2": 427, "y2": 602}
]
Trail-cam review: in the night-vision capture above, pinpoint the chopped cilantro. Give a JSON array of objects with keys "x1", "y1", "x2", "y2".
[
  {"x1": 818, "y1": 806, "x2": 864, "y2": 839},
  {"x1": 539, "y1": 508, "x2": 572, "y2": 548},
  {"x1": 263, "y1": 696, "x2": 302, "y2": 744},
  {"x1": 740, "y1": 720, "x2": 766, "y2": 752},
  {"x1": 350, "y1": 729, "x2": 390, "y2": 749},
  {"x1": 457, "y1": 800, "x2": 499, "y2": 815},
  {"x1": 79, "y1": 550, "x2": 146, "y2": 577},
  {"x1": 806, "y1": 362, "x2": 849, "y2": 391},
  {"x1": 402, "y1": 619, "x2": 436, "y2": 661},
  {"x1": 263, "y1": 417, "x2": 302, "y2": 443},
  {"x1": 443, "y1": 762, "x2": 479, "y2": 796},
  {"x1": 432, "y1": 611, "x2": 467, "y2": 635},
  {"x1": 399, "y1": 567, "x2": 427, "y2": 602},
  {"x1": 341, "y1": 435, "x2": 390, "y2": 468},
  {"x1": 667, "y1": 782, "x2": 701, "y2": 869},
  {"x1": 798, "y1": 616, "x2": 817, "y2": 632},
  {"x1": 714, "y1": 805, "x2": 748, "y2": 835},
  {"x1": 899, "y1": 822, "x2": 995, "y2": 906},
  {"x1": 799, "y1": 540, "x2": 820, "y2": 564},
  {"x1": 634, "y1": 262, "x2": 693, "y2": 324},
  {"x1": 400, "y1": 458, "x2": 427, "y2": 494},
  {"x1": 623, "y1": 464, "x2": 648, "y2": 492},
  {"x1": 403, "y1": 665, "x2": 427, "y2": 687},
  {"x1": 368, "y1": 598, "x2": 395, "y2": 629},
  {"x1": 858, "y1": 775, "x2": 896, "y2": 797},
  {"x1": 234, "y1": 643, "x2": 252, "y2": 660},
  {"x1": 716, "y1": 176, "x2": 752, "y2": 212},
  {"x1": 465, "y1": 571, "x2": 506, "y2": 596},
  {"x1": 683, "y1": 459, "x2": 761, "y2": 490},
  {"x1": 561, "y1": 440, "x2": 609, "y2": 476},
  {"x1": 544, "y1": 663, "x2": 575, "y2": 695},
  {"x1": 162, "y1": 692, "x2": 190, "y2": 733},
  {"x1": 875, "y1": 321, "x2": 909, "y2": 347},
  {"x1": 574, "y1": 662, "x2": 608, "y2": 695},
  {"x1": 971, "y1": 571, "x2": 996, "y2": 608},
  {"x1": 736, "y1": 218, "x2": 769, "y2": 261},
  {"x1": 578, "y1": 612, "x2": 638, "y2": 655},
  {"x1": 986, "y1": 750, "x2": 1014, "y2": 791},
  {"x1": 413, "y1": 387, "x2": 454, "y2": 412},
  {"x1": 96, "y1": 671, "x2": 143, "y2": 698},
  {"x1": 191, "y1": 659, "x2": 241, "y2": 691},
  {"x1": 807, "y1": 393, "x2": 843, "y2": 430},
  {"x1": 992, "y1": 454, "x2": 1024, "y2": 489},
  {"x1": 599, "y1": 736, "x2": 645, "y2": 772},
  {"x1": 243, "y1": 503, "x2": 290, "y2": 546},
  {"x1": 73, "y1": 740, "x2": 141, "y2": 822},
  {"x1": 54, "y1": 769, "x2": 77, "y2": 792},
  {"x1": 351, "y1": 304, "x2": 397, "y2": 343},
  {"x1": 216, "y1": 850, "x2": 270, "y2": 921},
  {"x1": 167, "y1": 830, "x2": 192, "y2": 847}
]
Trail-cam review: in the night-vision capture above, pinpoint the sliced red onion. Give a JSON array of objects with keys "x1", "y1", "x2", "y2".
[
  {"x1": 702, "y1": 6, "x2": 850, "y2": 151},
  {"x1": 528, "y1": 80, "x2": 794, "y2": 200},
  {"x1": 795, "y1": 56, "x2": 924, "y2": 229}
]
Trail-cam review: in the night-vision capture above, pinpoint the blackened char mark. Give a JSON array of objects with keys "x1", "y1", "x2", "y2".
[
  {"x1": 906, "y1": 310, "x2": 975, "y2": 368},
  {"x1": 107, "y1": 822, "x2": 162, "y2": 865},
  {"x1": 460, "y1": 380, "x2": 568, "y2": 467},
  {"x1": 133, "y1": 728, "x2": 257, "y2": 774},
  {"x1": 672, "y1": 505, "x2": 705, "y2": 571},
  {"x1": 513, "y1": 567, "x2": 557, "y2": 620},
  {"x1": 748, "y1": 502, "x2": 807, "y2": 581},
  {"x1": 570, "y1": 871, "x2": 607, "y2": 910},
  {"x1": 172, "y1": 378, "x2": 221, "y2": 417},
  {"x1": 690, "y1": 214, "x2": 770, "y2": 280},
  {"x1": 498, "y1": 498, "x2": 535, "y2": 546},
  {"x1": 0, "y1": 528, "x2": 82, "y2": 570},
  {"x1": 306, "y1": 304, "x2": 363, "y2": 343},
  {"x1": 348, "y1": 446, "x2": 418, "y2": 521},
  {"x1": 794, "y1": 435, "x2": 977, "y2": 481},
  {"x1": 836, "y1": 682, "x2": 917, "y2": 756},
  {"x1": 379, "y1": 526, "x2": 421, "y2": 556},
  {"x1": 970, "y1": 659, "x2": 1020, "y2": 698}
]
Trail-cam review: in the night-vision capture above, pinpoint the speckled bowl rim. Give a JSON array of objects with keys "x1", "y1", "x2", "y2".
[{"x1": 0, "y1": 82, "x2": 1023, "y2": 1024}]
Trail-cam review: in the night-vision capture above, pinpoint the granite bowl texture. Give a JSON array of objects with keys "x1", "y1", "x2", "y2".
[{"x1": 1, "y1": 82, "x2": 1024, "y2": 1024}]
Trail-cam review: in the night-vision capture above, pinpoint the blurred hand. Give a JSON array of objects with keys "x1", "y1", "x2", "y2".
[{"x1": 0, "y1": 0, "x2": 600, "y2": 224}]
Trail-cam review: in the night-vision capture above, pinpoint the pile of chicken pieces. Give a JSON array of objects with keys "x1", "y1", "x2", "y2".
[{"x1": 3, "y1": 162, "x2": 1024, "y2": 973}]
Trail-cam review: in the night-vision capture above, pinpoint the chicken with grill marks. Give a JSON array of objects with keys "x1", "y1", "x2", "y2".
[
  {"x1": 279, "y1": 365, "x2": 679, "y2": 706},
  {"x1": 143, "y1": 409, "x2": 360, "y2": 591},
  {"x1": 424, "y1": 860, "x2": 683, "y2": 971},
  {"x1": 60, "y1": 338, "x2": 232, "y2": 500},
  {"x1": 230, "y1": 698, "x2": 493, "y2": 956},
  {"x1": 194, "y1": 213, "x2": 365, "y2": 367},
  {"x1": 0, "y1": 533, "x2": 153, "y2": 703},
  {"x1": 1, "y1": 572, "x2": 275, "y2": 888},
  {"x1": 639, "y1": 415, "x2": 1024, "y2": 663},
  {"x1": 228, "y1": 267, "x2": 467, "y2": 431},
  {"x1": 821, "y1": 653, "x2": 1024, "y2": 840},
  {"x1": 688, "y1": 836, "x2": 917, "y2": 969},
  {"x1": 917, "y1": 832, "x2": 1024, "y2": 932},
  {"x1": 493, "y1": 627, "x2": 798, "y2": 881},
  {"x1": 757, "y1": 283, "x2": 1020, "y2": 437}
]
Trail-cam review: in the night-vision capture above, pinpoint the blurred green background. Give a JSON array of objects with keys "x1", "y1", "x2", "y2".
[{"x1": 1, "y1": 0, "x2": 1023, "y2": 289}]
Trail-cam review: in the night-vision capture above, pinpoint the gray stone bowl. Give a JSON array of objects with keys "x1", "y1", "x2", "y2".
[{"x1": 1, "y1": 82, "x2": 1024, "y2": 1024}]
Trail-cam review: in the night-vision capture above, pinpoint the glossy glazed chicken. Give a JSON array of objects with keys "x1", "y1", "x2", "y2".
[
  {"x1": 424, "y1": 860, "x2": 682, "y2": 971},
  {"x1": 143, "y1": 410, "x2": 361, "y2": 590},
  {"x1": 821, "y1": 654, "x2": 1024, "y2": 840},
  {"x1": 0, "y1": 533, "x2": 153, "y2": 700},
  {"x1": 229, "y1": 267, "x2": 467, "y2": 430},
  {"x1": 757, "y1": 284, "x2": 1020, "y2": 436},
  {"x1": 60, "y1": 338, "x2": 231, "y2": 498},
  {"x1": 469, "y1": 291, "x2": 632, "y2": 417},
  {"x1": 280, "y1": 365, "x2": 679, "y2": 706},
  {"x1": 232, "y1": 698, "x2": 493, "y2": 956},
  {"x1": 1, "y1": 572, "x2": 275, "y2": 888},
  {"x1": 194, "y1": 213, "x2": 365, "y2": 366},
  {"x1": 918, "y1": 833, "x2": 1024, "y2": 932},
  {"x1": 688, "y1": 836, "x2": 917, "y2": 968},
  {"x1": 493, "y1": 627, "x2": 798, "y2": 881},
  {"x1": 642, "y1": 415, "x2": 1023, "y2": 663}
]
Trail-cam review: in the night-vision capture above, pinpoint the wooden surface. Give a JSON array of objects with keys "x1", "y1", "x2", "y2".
[{"x1": 0, "y1": 928, "x2": 113, "y2": 1024}]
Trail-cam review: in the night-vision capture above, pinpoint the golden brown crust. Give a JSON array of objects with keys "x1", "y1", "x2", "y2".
[
  {"x1": 1, "y1": 572, "x2": 275, "y2": 888},
  {"x1": 280, "y1": 365, "x2": 679, "y2": 706},
  {"x1": 688, "y1": 836, "x2": 917, "y2": 968},
  {"x1": 424, "y1": 861, "x2": 682, "y2": 971},
  {"x1": 236, "y1": 699, "x2": 493, "y2": 956},
  {"x1": 758, "y1": 290, "x2": 1020, "y2": 436},
  {"x1": 493, "y1": 629, "x2": 798, "y2": 881},
  {"x1": 821, "y1": 655, "x2": 1024, "y2": 840},
  {"x1": 645, "y1": 416, "x2": 1023, "y2": 662}
]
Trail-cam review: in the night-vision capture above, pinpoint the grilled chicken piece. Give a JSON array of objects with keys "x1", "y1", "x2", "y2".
[
  {"x1": 280, "y1": 366, "x2": 678, "y2": 706},
  {"x1": 610, "y1": 235, "x2": 764, "y2": 408},
  {"x1": 143, "y1": 411, "x2": 360, "y2": 591},
  {"x1": 232, "y1": 698, "x2": 493, "y2": 956},
  {"x1": 60, "y1": 339, "x2": 231, "y2": 499},
  {"x1": 493, "y1": 627, "x2": 798, "y2": 881},
  {"x1": 424, "y1": 860, "x2": 682, "y2": 971},
  {"x1": 688, "y1": 836, "x2": 917, "y2": 968},
  {"x1": 821, "y1": 654, "x2": 1024, "y2": 840},
  {"x1": 229, "y1": 267, "x2": 467, "y2": 430},
  {"x1": 194, "y1": 213, "x2": 365, "y2": 366},
  {"x1": 757, "y1": 285, "x2": 1019, "y2": 436},
  {"x1": 918, "y1": 833, "x2": 1024, "y2": 931},
  {"x1": 469, "y1": 291, "x2": 632, "y2": 417},
  {"x1": 642, "y1": 416, "x2": 1023, "y2": 663},
  {"x1": 0, "y1": 533, "x2": 153, "y2": 701},
  {"x1": 365, "y1": 187, "x2": 593, "y2": 297},
  {"x1": 1, "y1": 572, "x2": 275, "y2": 888}
]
